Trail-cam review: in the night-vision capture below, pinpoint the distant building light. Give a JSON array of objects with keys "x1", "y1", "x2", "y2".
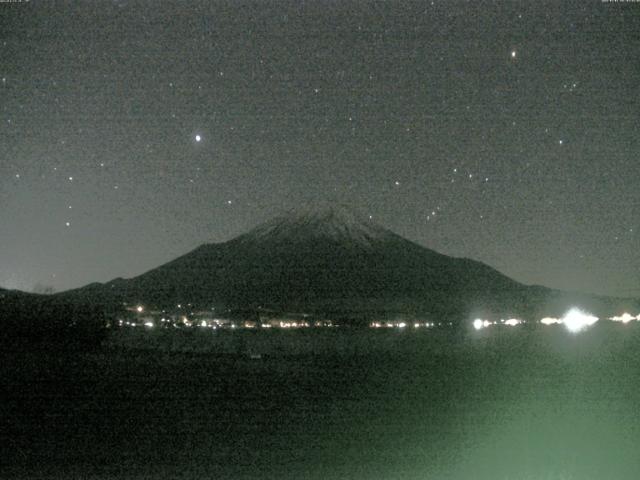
[
  {"x1": 540, "y1": 317, "x2": 562, "y2": 325},
  {"x1": 473, "y1": 319, "x2": 494, "y2": 330},
  {"x1": 136, "y1": 306, "x2": 143, "y2": 313},
  {"x1": 563, "y1": 308, "x2": 598, "y2": 333},
  {"x1": 610, "y1": 313, "x2": 636, "y2": 324}
]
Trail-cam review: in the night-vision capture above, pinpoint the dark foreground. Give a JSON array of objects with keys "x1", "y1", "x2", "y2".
[{"x1": 3, "y1": 324, "x2": 640, "y2": 479}]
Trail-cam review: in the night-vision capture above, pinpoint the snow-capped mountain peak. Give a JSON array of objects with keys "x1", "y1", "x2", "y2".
[{"x1": 238, "y1": 204, "x2": 395, "y2": 247}]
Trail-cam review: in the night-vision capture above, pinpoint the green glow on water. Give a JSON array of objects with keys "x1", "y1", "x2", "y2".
[{"x1": 4, "y1": 324, "x2": 640, "y2": 479}]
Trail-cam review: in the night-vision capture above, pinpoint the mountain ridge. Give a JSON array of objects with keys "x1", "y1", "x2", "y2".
[{"x1": 50, "y1": 205, "x2": 638, "y2": 321}]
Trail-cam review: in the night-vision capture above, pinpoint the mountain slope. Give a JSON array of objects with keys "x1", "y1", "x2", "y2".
[{"x1": 57, "y1": 205, "x2": 639, "y2": 321}]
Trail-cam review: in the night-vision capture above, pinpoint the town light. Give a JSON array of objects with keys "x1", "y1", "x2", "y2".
[
  {"x1": 610, "y1": 313, "x2": 636, "y2": 324},
  {"x1": 540, "y1": 317, "x2": 562, "y2": 325},
  {"x1": 563, "y1": 308, "x2": 598, "y2": 333}
]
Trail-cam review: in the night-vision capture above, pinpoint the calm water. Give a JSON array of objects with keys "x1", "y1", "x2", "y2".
[{"x1": 3, "y1": 324, "x2": 640, "y2": 479}]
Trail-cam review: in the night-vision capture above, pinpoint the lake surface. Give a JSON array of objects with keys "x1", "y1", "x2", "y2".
[{"x1": 3, "y1": 324, "x2": 640, "y2": 479}]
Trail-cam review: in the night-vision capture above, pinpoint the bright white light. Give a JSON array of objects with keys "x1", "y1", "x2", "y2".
[
  {"x1": 397, "y1": 322, "x2": 406, "y2": 328},
  {"x1": 144, "y1": 321, "x2": 154, "y2": 328},
  {"x1": 136, "y1": 305, "x2": 143, "y2": 313},
  {"x1": 200, "y1": 320, "x2": 208, "y2": 327},
  {"x1": 195, "y1": 135, "x2": 201, "y2": 142},
  {"x1": 473, "y1": 319, "x2": 484, "y2": 330},
  {"x1": 504, "y1": 318, "x2": 521, "y2": 327},
  {"x1": 511, "y1": 50, "x2": 517, "y2": 58},
  {"x1": 563, "y1": 308, "x2": 598, "y2": 333},
  {"x1": 540, "y1": 317, "x2": 562, "y2": 325},
  {"x1": 610, "y1": 313, "x2": 636, "y2": 324}
]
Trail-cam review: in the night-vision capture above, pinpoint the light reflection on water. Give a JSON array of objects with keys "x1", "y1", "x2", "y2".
[{"x1": 9, "y1": 319, "x2": 640, "y2": 480}]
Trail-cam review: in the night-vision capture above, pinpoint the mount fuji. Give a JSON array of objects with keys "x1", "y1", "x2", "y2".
[{"x1": 57, "y1": 205, "x2": 638, "y2": 322}]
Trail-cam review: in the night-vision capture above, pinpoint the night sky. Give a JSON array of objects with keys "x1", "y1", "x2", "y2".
[{"x1": 1, "y1": 0, "x2": 638, "y2": 297}]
